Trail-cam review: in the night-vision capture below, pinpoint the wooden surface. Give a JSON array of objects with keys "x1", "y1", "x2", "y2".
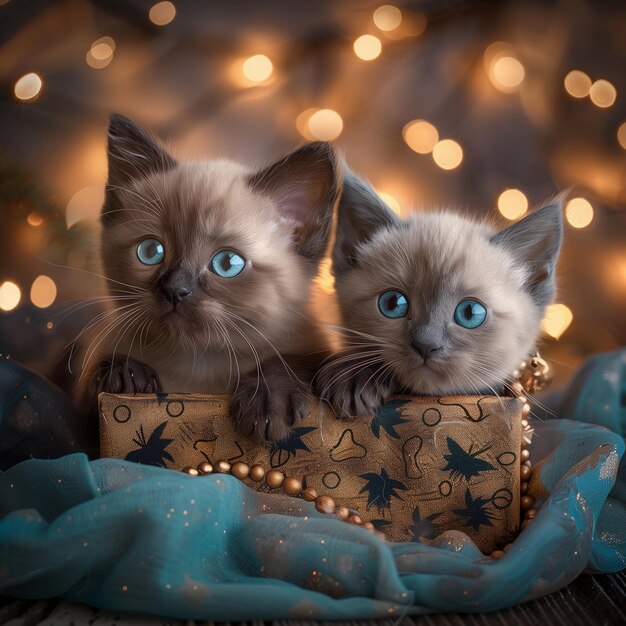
[{"x1": 2, "y1": 571, "x2": 625, "y2": 626}]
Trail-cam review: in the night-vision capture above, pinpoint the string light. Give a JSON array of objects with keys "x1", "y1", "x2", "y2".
[
  {"x1": 432, "y1": 139, "x2": 463, "y2": 170},
  {"x1": 66, "y1": 185, "x2": 104, "y2": 228},
  {"x1": 564, "y1": 70, "x2": 591, "y2": 98},
  {"x1": 377, "y1": 191, "x2": 401, "y2": 215},
  {"x1": 402, "y1": 120, "x2": 438, "y2": 154},
  {"x1": 301, "y1": 109, "x2": 343, "y2": 141},
  {"x1": 14, "y1": 73, "x2": 42, "y2": 101},
  {"x1": 618, "y1": 122, "x2": 626, "y2": 150},
  {"x1": 373, "y1": 5, "x2": 402, "y2": 32},
  {"x1": 541, "y1": 304, "x2": 573, "y2": 339},
  {"x1": 241, "y1": 54, "x2": 273, "y2": 83},
  {"x1": 30, "y1": 275, "x2": 57, "y2": 309},
  {"x1": 497, "y1": 189, "x2": 528, "y2": 220},
  {"x1": 589, "y1": 79, "x2": 617, "y2": 108},
  {"x1": 353, "y1": 35, "x2": 382, "y2": 61},
  {"x1": 149, "y1": 1, "x2": 176, "y2": 26},
  {"x1": 0, "y1": 281, "x2": 21, "y2": 312},
  {"x1": 86, "y1": 36, "x2": 115, "y2": 69},
  {"x1": 27, "y1": 212, "x2": 43, "y2": 227},
  {"x1": 565, "y1": 197, "x2": 594, "y2": 229}
]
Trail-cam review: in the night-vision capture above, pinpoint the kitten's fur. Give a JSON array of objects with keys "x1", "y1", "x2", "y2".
[
  {"x1": 316, "y1": 174, "x2": 563, "y2": 416},
  {"x1": 79, "y1": 114, "x2": 338, "y2": 442}
]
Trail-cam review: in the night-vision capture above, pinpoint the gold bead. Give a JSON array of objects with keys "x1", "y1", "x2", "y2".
[
  {"x1": 216, "y1": 461, "x2": 231, "y2": 474},
  {"x1": 522, "y1": 404, "x2": 531, "y2": 418},
  {"x1": 183, "y1": 467, "x2": 199, "y2": 476},
  {"x1": 249, "y1": 465, "x2": 265, "y2": 482},
  {"x1": 521, "y1": 481, "x2": 528, "y2": 494},
  {"x1": 363, "y1": 522, "x2": 374, "y2": 530},
  {"x1": 511, "y1": 382, "x2": 524, "y2": 396},
  {"x1": 521, "y1": 495, "x2": 535, "y2": 510},
  {"x1": 521, "y1": 419, "x2": 529, "y2": 429},
  {"x1": 315, "y1": 495, "x2": 335, "y2": 514},
  {"x1": 520, "y1": 449, "x2": 530, "y2": 461},
  {"x1": 503, "y1": 543, "x2": 512, "y2": 553},
  {"x1": 283, "y1": 477, "x2": 302, "y2": 496},
  {"x1": 348, "y1": 514, "x2": 362, "y2": 525},
  {"x1": 336, "y1": 506, "x2": 349, "y2": 520},
  {"x1": 376, "y1": 531, "x2": 386, "y2": 540},
  {"x1": 512, "y1": 370, "x2": 520, "y2": 379},
  {"x1": 301, "y1": 487, "x2": 318, "y2": 502},
  {"x1": 521, "y1": 519, "x2": 532, "y2": 530},
  {"x1": 525, "y1": 508, "x2": 537, "y2": 519},
  {"x1": 491, "y1": 550, "x2": 505, "y2": 559},
  {"x1": 518, "y1": 396, "x2": 528, "y2": 405},
  {"x1": 265, "y1": 470, "x2": 284, "y2": 489},
  {"x1": 231, "y1": 462, "x2": 250, "y2": 480},
  {"x1": 520, "y1": 464, "x2": 531, "y2": 481},
  {"x1": 197, "y1": 462, "x2": 213, "y2": 475}
]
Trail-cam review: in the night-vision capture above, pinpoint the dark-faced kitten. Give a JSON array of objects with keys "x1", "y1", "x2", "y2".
[
  {"x1": 78, "y1": 114, "x2": 338, "y2": 442},
  {"x1": 316, "y1": 174, "x2": 563, "y2": 416}
]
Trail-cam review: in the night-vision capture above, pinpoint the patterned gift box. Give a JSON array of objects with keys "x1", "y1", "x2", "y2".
[{"x1": 99, "y1": 393, "x2": 523, "y2": 553}]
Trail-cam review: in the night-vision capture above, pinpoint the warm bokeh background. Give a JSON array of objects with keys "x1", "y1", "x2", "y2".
[{"x1": 0, "y1": 0, "x2": 625, "y2": 390}]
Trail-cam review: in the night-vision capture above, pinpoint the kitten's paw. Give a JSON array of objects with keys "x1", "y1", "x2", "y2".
[
  {"x1": 93, "y1": 357, "x2": 161, "y2": 395},
  {"x1": 231, "y1": 373, "x2": 312, "y2": 444},
  {"x1": 316, "y1": 361, "x2": 395, "y2": 418}
]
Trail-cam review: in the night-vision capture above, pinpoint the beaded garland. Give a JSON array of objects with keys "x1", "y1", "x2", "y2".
[{"x1": 181, "y1": 354, "x2": 549, "y2": 556}]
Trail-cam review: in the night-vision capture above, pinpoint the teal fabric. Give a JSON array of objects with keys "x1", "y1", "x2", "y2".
[{"x1": 1, "y1": 353, "x2": 625, "y2": 620}]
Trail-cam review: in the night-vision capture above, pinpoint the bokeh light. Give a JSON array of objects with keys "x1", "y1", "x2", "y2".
[
  {"x1": 541, "y1": 303, "x2": 573, "y2": 339},
  {"x1": 618, "y1": 121, "x2": 626, "y2": 150},
  {"x1": 241, "y1": 54, "x2": 273, "y2": 83},
  {"x1": 490, "y1": 56, "x2": 525, "y2": 92},
  {"x1": 564, "y1": 70, "x2": 591, "y2": 98},
  {"x1": 27, "y1": 212, "x2": 43, "y2": 227},
  {"x1": 377, "y1": 191, "x2": 401, "y2": 214},
  {"x1": 432, "y1": 139, "x2": 463, "y2": 170},
  {"x1": 0, "y1": 281, "x2": 21, "y2": 312},
  {"x1": 14, "y1": 73, "x2": 42, "y2": 101},
  {"x1": 373, "y1": 5, "x2": 402, "y2": 31},
  {"x1": 353, "y1": 35, "x2": 382, "y2": 61},
  {"x1": 30, "y1": 275, "x2": 57, "y2": 309},
  {"x1": 565, "y1": 197, "x2": 594, "y2": 229},
  {"x1": 589, "y1": 79, "x2": 617, "y2": 108},
  {"x1": 86, "y1": 36, "x2": 115, "y2": 69},
  {"x1": 316, "y1": 258, "x2": 335, "y2": 295},
  {"x1": 66, "y1": 185, "x2": 105, "y2": 228},
  {"x1": 497, "y1": 189, "x2": 528, "y2": 220},
  {"x1": 403, "y1": 120, "x2": 438, "y2": 154},
  {"x1": 149, "y1": 1, "x2": 176, "y2": 26},
  {"x1": 305, "y1": 109, "x2": 343, "y2": 140}
]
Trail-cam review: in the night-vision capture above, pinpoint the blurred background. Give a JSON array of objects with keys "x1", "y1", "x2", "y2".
[{"x1": 0, "y1": 0, "x2": 624, "y2": 391}]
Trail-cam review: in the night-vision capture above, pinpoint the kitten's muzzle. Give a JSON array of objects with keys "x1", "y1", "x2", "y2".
[
  {"x1": 409, "y1": 326, "x2": 443, "y2": 361},
  {"x1": 160, "y1": 268, "x2": 194, "y2": 309}
]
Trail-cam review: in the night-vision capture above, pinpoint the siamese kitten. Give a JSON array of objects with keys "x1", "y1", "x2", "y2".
[
  {"x1": 316, "y1": 174, "x2": 563, "y2": 416},
  {"x1": 80, "y1": 114, "x2": 338, "y2": 442}
]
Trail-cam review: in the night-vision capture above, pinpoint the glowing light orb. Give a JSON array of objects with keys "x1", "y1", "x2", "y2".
[
  {"x1": 306, "y1": 109, "x2": 343, "y2": 141},
  {"x1": 589, "y1": 79, "x2": 617, "y2": 108},
  {"x1": 14, "y1": 73, "x2": 42, "y2": 101},
  {"x1": 377, "y1": 191, "x2": 401, "y2": 215},
  {"x1": 373, "y1": 5, "x2": 402, "y2": 31},
  {"x1": 541, "y1": 304, "x2": 573, "y2": 339},
  {"x1": 149, "y1": 1, "x2": 176, "y2": 26},
  {"x1": 497, "y1": 189, "x2": 528, "y2": 220},
  {"x1": 564, "y1": 70, "x2": 591, "y2": 98},
  {"x1": 0, "y1": 281, "x2": 21, "y2": 312},
  {"x1": 30, "y1": 275, "x2": 57, "y2": 309},
  {"x1": 353, "y1": 35, "x2": 382, "y2": 61},
  {"x1": 432, "y1": 139, "x2": 463, "y2": 170},
  {"x1": 403, "y1": 120, "x2": 438, "y2": 154},
  {"x1": 241, "y1": 54, "x2": 273, "y2": 83},
  {"x1": 565, "y1": 197, "x2": 594, "y2": 229},
  {"x1": 490, "y1": 56, "x2": 525, "y2": 92}
]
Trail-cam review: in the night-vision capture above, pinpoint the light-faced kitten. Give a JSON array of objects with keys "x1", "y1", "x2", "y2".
[
  {"x1": 316, "y1": 174, "x2": 563, "y2": 416},
  {"x1": 79, "y1": 114, "x2": 338, "y2": 442}
]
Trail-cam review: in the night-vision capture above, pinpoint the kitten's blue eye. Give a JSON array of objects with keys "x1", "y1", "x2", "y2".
[
  {"x1": 378, "y1": 290, "x2": 409, "y2": 319},
  {"x1": 210, "y1": 250, "x2": 246, "y2": 278},
  {"x1": 454, "y1": 299, "x2": 487, "y2": 329},
  {"x1": 136, "y1": 238, "x2": 164, "y2": 265}
]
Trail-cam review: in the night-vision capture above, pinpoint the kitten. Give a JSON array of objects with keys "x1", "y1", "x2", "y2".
[
  {"x1": 78, "y1": 114, "x2": 338, "y2": 442},
  {"x1": 316, "y1": 174, "x2": 563, "y2": 416}
]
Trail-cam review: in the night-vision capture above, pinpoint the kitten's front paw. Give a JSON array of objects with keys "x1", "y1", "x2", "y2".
[
  {"x1": 93, "y1": 357, "x2": 161, "y2": 395},
  {"x1": 230, "y1": 373, "x2": 312, "y2": 444},
  {"x1": 315, "y1": 360, "x2": 395, "y2": 418}
]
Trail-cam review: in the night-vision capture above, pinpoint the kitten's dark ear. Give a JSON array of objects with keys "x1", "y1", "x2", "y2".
[
  {"x1": 333, "y1": 173, "x2": 402, "y2": 274},
  {"x1": 248, "y1": 142, "x2": 338, "y2": 263},
  {"x1": 106, "y1": 113, "x2": 176, "y2": 188},
  {"x1": 491, "y1": 199, "x2": 564, "y2": 307}
]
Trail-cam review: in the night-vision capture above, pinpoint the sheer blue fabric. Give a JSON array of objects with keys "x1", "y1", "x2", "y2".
[{"x1": 1, "y1": 352, "x2": 625, "y2": 620}]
